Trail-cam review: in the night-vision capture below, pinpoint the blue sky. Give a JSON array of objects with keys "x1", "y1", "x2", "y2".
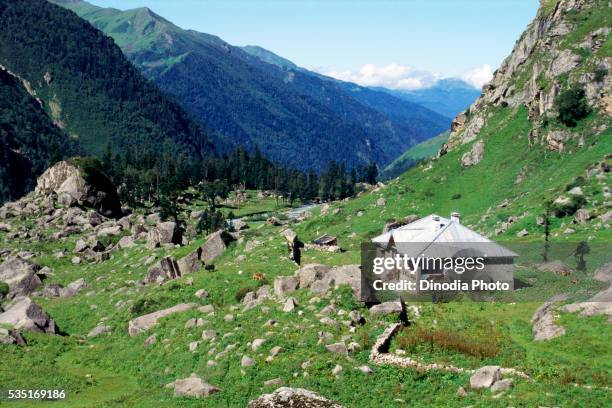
[{"x1": 88, "y1": 0, "x2": 539, "y2": 89}]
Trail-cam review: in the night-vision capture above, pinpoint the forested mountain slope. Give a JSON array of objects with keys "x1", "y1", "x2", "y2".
[
  {"x1": 0, "y1": 0, "x2": 213, "y2": 162},
  {"x1": 0, "y1": 67, "x2": 77, "y2": 203},
  {"x1": 53, "y1": 0, "x2": 449, "y2": 170}
]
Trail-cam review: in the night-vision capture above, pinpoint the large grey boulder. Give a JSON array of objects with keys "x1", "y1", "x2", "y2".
[
  {"x1": 146, "y1": 221, "x2": 180, "y2": 249},
  {"x1": 166, "y1": 373, "x2": 220, "y2": 398},
  {"x1": 128, "y1": 303, "x2": 196, "y2": 337},
  {"x1": 145, "y1": 257, "x2": 182, "y2": 284},
  {"x1": 0, "y1": 297, "x2": 57, "y2": 334},
  {"x1": 199, "y1": 230, "x2": 235, "y2": 264},
  {"x1": 273, "y1": 276, "x2": 299, "y2": 297},
  {"x1": 0, "y1": 257, "x2": 43, "y2": 298},
  {"x1": 294, "y1": 264, "x2": 331, "y2": 288},
  {"x1": 470, "y1": 366, "x2": 501, "y2": 389},
  {"x1": 369, "y1": 301, "x2": 403, "y2": 317},
  {"x1": 247, "y1": 387, "x2": 345, "y2": 408},
  {"x1": 177, "y1": 251, "x2": 203, "y2": 276},
  {"x1": 35, "y1": 160, "x2": 121, "y2": 218}
]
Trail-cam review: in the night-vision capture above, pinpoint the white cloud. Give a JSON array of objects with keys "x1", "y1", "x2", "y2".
[
  {"x1": 318, "y1": 63, "x2": 494, "y2": 91},
  {"x1": 459, "y1": 64, "x2": 494, "y2": 89},
  {"x1": 321, "y1": 63, "x2": 439, "y2": 91}
]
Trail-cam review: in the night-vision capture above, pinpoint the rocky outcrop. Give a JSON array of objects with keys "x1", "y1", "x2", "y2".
[
  {"x1": 247, "y1": 387, "x2": 345, "y2": 408},
  {"x1": 0, "y1": 297, "x2": 57, "y2": 334},
  {"x1": 128, "y1": 303, "x2": 196, "y2": 337},
  {"x1": 0, "y1": 256, "x2": 43, "y2": 298},
  {"x1": 35, "y1": 160, "x2": 122, "y2": 218},
  {"x1": 460, "y1": 140, "x2": 485, "y2": 167},
  {"x1": 440, "y1": 0, "x2": 609, "y2": 155}
]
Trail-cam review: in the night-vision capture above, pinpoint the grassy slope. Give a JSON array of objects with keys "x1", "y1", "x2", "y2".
[
  {"x1": 0, "y1": 104, "x2": 610, "y2": 405},
  {"x1": 380, "y1": 131, "x2": 450, "y2": 180}
]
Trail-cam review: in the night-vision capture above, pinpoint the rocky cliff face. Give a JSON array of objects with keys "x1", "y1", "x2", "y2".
[{"x1": 441, "y1": 0, "x2": 610, "y2": 157}]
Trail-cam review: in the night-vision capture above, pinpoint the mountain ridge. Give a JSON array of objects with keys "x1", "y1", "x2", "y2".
[{"x1": 53, "y1": 0, "x2": 451, "y2": 170}]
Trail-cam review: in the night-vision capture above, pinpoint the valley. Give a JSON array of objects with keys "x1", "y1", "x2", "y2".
[{"x1": 0, "y1": 0, "x2": 611, "y2": 407}]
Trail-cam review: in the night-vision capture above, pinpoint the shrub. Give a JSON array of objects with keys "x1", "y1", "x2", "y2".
[
  {"x1": 551, "y1": 195, "x2": 586, "y2": 217},
  {"x1": 565, "y1": 176, "x2": 586, "y2": 191},
  {"x1": 0, "y1": 281, "x2": 9, "y2": 298},
  {"x1": 451, "y1": 193, "x2": 462, "y2": 200},
  {"x1": 555, "y1": 86, "x2": 591, "y2": 127},
  {"x1": 397, "y1": 326, "x2": 501, "y2": 358},
  {"x1": 594, "y1": 67, "x2": 607, "y2": 83}
]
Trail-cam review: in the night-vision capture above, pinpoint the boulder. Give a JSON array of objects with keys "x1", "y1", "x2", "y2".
[
  {"x1": 369, "y1": 301, "x2": 403, "y2": 316},
  {"x1": 274, "y1": 276, "x2": 299, "y2": 297},
  {"x1": 128, "y1": 303, "x2": 196, "y2": 337},
  {"x1": 177, "y1": 252, "x2": 203, "y2": 276},
  {"x1": 281, "y1": 229, "x2": 303, "y2": 264},
  {"x1": 0, "y1": 297, "x2": 57, "y2": 334},
  {"x1": 199, "y1": 230, "x2": 235, "y2": 264},
  {"x1": 167, "y1": 373, "x2": 220, "y2": 398},
  {"x1": 531, "y1": 302, "x2": 565, "y2": 341},
  {"x1": 0, "y1": 328, "x2": 26, "y2": 345},
  {"x1": 146, "y1": 221, "x2": 180, "y2": 249},
  {"x1": 145, "y1": 257, "x2": 181, "y2": 284},
  {"x1": 538, "y1": 261, "x2": 572, "y2": 276},
  {"x1": 35, "y1": 160, "x2": 121, "y2": 218},
  {"x1": 61, "y1": 278, "x2": 88, "y2": 297},
  {"x1": 325, "y1": 342, "x2": 348, "y2": 355},
  {"x1": 88, "y1": 325, "x2": 111, "y2": 338},
  {"x1": 490, "y1": 378, "x2": 513, "y2": 392},
  {"x1": 573, "y1": 209, "x2": 591, "y2": 224},
  {"x1": 593, "y1": 260, "x2": 612, "y2": 282},
  {"x1": 247, "y1": 387, "x2": 345, "y2": 408},
  {"x1": 0, "y1": 257, "x2": 43, "y2": 298},
  {"x1": 469, "y1": 366, "x2": 501, "y2": 389},
  {"x1": 294, "y1": 264, "x2": 331, "y2": 288}
]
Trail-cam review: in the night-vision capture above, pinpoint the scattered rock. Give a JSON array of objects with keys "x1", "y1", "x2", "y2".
[
  {"x1": 369, "y1": 301, "x2": 403, "y2": 317},
  {"x1": 88, "y1": 325, "x2": 111, "y2": 338},
  {"x1": 282, "y1": 297, "x2": 297, "y2": 312},
  {"x1": 490, "y1": 378, "x2": 513, "y2": 392},
  {"x1": 0, "y1": 327, "x2": 26, "y2": 345},
  {"x1": 167, "y1": 373, "x2": 220, "y2": 398},
  {"x1": 274, "y1": 276, "x2": 299, "y2": 297},
  {"x1": 241, "y1": 355, "x2": 255, "y2": 367},
  {"x1": 128, "y1": 303, "x2": 196, "y2": 337},
  {"x1": 470, "y1": 366, "x2": 501, "y2": 389},
  {"x1": 325, "y1": 342, "x2": 348, "y2": 355},
  {"x1": 247, "y1": 387, "x2": 345, "y2": 408},
  {"x1": 0, "y1": 256, "x2": 42, "y2": 298},
  {"x1": 0, "y1": 297, "x2": 57, "y2": 334},
  {"x1": 538, "y1": 261, "x2": 572, "y2": 276}
]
